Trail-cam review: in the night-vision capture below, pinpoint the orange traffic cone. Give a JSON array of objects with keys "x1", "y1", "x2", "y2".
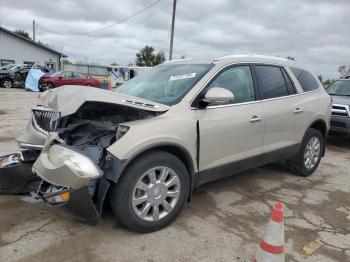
[{"x1": 253, "y1": 202, "x2": 285, "y2": 262}]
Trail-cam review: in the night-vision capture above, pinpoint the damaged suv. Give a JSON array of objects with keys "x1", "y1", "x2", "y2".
[{"x1": 0, "y1": 55, "x2": 331, "y2": 233}]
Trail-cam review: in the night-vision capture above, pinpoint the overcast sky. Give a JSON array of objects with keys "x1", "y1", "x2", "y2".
[{"x1": 1, "y1": 0, "x2": 349, "y2": 78}]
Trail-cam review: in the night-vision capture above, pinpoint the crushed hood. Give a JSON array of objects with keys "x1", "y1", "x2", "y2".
[{"x1": 41, "y1": 85, "x2": 170, "y2": 116}]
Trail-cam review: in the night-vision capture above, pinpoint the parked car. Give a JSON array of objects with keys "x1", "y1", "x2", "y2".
[
  {"x1": 0, "y1": 64, "x2": 50, "y2": 88},
  {"x1": 39, "y1": 71, "x2": 100, "y2": 91},
  {"x1": 326, "y1": 79, "x2": 350, "y2": 137},
  {"x1": 0, "y1": 64, "x2": 23, "y2": 88},
  {"x1": 0, "y1": 55, "x2": 331, "y2": 233}
]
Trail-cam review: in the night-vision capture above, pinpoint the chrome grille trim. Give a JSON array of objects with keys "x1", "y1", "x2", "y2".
[
  {"x1": 331, "y1": 104, "x2": 350, "y2": 118},
  {"x1": 32, "y1": 106, "x2": 61, "y2": 134}
]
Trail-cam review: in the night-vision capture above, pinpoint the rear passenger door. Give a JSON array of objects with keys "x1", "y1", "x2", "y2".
[{"x1": 254, "y1": 65, "x2": 305, "y2": 158}]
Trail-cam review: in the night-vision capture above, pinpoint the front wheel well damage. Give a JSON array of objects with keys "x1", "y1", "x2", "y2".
[{"x1": 104, "y1": 145, "x2": 195, "y2": 205}]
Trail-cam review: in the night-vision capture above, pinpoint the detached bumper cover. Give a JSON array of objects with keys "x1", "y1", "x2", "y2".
[
  {"x1": 0, "y1": 153, "x2": 40, "y2": 194},
  {"x1": 38, "y1": 184, "x2": 100, "y2": 222}
]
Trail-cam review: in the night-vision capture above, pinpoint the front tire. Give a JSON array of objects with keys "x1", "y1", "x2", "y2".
[
  {"x1": 109, "y1": 150, "x2": 190, "y2": 233},
  {"x1": 1, "y1": 78, "x2": 13, "y2": 88},
  {"x1": 286, "y1": 128, "x2": 324, "y2": 176}
]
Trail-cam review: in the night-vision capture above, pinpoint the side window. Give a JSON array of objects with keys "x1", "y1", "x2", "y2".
[
  {"x1": 63, "y1": 72, "x2": 73, "y2": 78},
  {"x1": 73, "y1": 72, "x2": 83, "y2": 78},
  {"x1": 255, "y1": 66, "x2": 288, "y2": 99},
  {"x1": 207, "y1": 66, "x2": 255, "y2": 104},
  {"x1": 290, "y1": 68, "x2": 319, "y2": 92}
]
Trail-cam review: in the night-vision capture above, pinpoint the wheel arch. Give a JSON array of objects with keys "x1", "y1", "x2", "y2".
[
  {"x1": 308, "y1": 119, "x2": 328, "y2": 156},
  {"x1": 106, "y1": 142, "x2": 196, "y2": 198}
]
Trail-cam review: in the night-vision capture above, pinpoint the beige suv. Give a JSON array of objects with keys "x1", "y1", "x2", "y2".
[{"x1": 0, "y1": 55, "x2": 331, "y2": 233}]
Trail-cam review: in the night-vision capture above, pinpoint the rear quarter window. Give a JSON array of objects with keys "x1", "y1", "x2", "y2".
[{"x1": 290, "y1": 68, "x2": 319, "y2": 92}]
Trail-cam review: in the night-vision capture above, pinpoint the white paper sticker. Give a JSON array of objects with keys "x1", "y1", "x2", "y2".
[{"x1": 169, "y1": 73, "x2": 196, "y2": 81}]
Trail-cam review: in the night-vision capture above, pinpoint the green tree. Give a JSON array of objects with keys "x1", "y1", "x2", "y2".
[
  {"x1": 154, "y1": 50, "x2": 166, "y2": 66},
  {"x1": 135, "y1": 45, "x2": 166, "y2": 67},
  {"x1": 62, "y1": 59, "x2": 72, "y2": 64},
  {"x1": 317, "y1": 75, "x2": 324, "y2": 83},
  {"x1": 317, "y1": 74, "x2": 335, "y2": 87},
  {"x1": 14, "y1": 29, "x2": 31, "y2": 39},
  {"x1": 111, "y1": 62, "x2": 119, "y2": 66}
]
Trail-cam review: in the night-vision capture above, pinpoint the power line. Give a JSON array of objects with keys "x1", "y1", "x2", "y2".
[
  {"x1": 37, "y1": 0, "x2": 164, "y2": 36},
  {"x1": 85, "y1": 0, "x2": 163, "y2": 34},
  {"x1": 108, "y1": 3, "x2": 172, "y2": 34}
]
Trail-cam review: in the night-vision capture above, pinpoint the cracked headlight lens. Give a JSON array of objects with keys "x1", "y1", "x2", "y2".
[{"x1": 48, "y1": 144, "x2": 101, "y2": 179}]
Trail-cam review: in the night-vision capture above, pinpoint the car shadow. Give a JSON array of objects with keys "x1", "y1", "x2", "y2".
[{"x1": 327, "y1": 134, "x2": 350, "y2": 150}]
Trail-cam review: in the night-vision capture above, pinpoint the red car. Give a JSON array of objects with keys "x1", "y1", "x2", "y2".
[{"x1": 39, "y1": 71, "x2": 100, "y2": 91}]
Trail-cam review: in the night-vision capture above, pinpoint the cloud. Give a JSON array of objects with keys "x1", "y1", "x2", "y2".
[{"x1": 0, "y1": 0, "x2": 349, "y2": 78}]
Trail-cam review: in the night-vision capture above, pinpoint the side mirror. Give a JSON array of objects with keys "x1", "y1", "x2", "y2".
[
  {"x1": 58, "y1": 76, "x2": 63, "y2": 80},
  {"x1": 202, "y1": 87, "x2": 234, "y2": 105}
]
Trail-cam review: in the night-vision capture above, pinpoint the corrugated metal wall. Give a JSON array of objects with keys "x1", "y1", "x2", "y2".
[{"x1": 0, "y1": 30, "x2": 61, "y2": 70}]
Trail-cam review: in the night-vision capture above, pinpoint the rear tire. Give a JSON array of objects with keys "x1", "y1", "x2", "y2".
[
  {"x1": 109, "y1": 150, "x2": 190, "y2": 233},
  {"x1": 286, "y1": 128, "x2": 324, "y2": 177}
]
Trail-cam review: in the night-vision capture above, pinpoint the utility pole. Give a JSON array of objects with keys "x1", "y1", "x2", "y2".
[
  {"x1": 32, "y1": 20, "x2": 36, "y2": 41},
  {"x1": 169, "y1": 0, "x2": 177, "y2": 60}
]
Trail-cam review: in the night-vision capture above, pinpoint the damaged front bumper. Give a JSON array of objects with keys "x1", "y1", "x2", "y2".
[
  {"x1": 36, "y1": 181, "x2": 101, "y2": 222},
  {"x1": 31, "y1": 133, "x2": 109, "y2": 222}
]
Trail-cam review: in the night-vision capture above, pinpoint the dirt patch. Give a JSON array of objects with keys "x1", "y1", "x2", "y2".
[{"x1": 0, "y1": 110, "x2": 8, "y2": 115}]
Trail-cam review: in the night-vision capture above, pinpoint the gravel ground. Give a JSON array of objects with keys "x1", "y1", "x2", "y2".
[{"x1": 0, "y1": 88, "x2": 349, "y2": 262}]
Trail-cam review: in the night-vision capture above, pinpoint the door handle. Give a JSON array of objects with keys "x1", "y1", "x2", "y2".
[
  {"x1": 250, "y1": 116, "x2": 262, "y2": 123},
  {"x1": 294, "y1": 108, "x2": 304, "y2": 114}
]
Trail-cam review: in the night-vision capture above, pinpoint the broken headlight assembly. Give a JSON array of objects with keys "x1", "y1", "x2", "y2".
[
  {"x1": 116, "y1": 125, "x2": 130, "y2": 140},
  {"x1": 48, "y1": 144, "x2": 101, "y2": 179}
]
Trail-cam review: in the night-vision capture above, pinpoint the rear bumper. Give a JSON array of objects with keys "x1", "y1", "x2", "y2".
[{"x1": 330, "y1": 116, "x2": 350, "y2": 135}]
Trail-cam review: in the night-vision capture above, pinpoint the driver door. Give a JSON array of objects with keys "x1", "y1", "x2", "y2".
[{"x1": 196, "y1": 65, "x2": 265, "y2": 184}]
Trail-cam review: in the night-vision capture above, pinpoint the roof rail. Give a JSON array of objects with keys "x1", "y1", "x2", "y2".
[
  {"x1": 163, "y1": 58, "x2": 193, "y2": 64},
  {"x1": 214, "y1": 54, "x2": 292, "y2": 62}
]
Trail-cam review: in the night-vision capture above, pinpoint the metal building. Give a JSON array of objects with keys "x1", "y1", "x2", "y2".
[{"x1": 0, "y1": 26, "x2": 66, "y2": 71}]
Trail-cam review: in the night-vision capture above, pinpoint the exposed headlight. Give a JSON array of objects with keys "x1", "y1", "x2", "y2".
[
  {"x1": 116, "y1": 125, "x2": 129, "y2": 140},
  {"x1": 48, "y1": 145, "x2": 101, "y2": 179}
]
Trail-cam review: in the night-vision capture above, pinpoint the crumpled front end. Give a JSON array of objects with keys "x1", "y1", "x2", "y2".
[
  {"x1": 0, "y1": 87, "x2": 166, "y2": 221},
  {"x1": 31, "y1": 133, "x2": 117, "y2": 222}
]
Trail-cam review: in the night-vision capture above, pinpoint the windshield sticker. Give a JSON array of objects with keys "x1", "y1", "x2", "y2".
[{"x1": 169, "y1": 73, "x2": 196, "y2": 81}]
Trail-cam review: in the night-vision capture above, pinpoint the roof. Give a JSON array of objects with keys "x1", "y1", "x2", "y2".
[
  {"x1": 0, "y1": 26, "x2": 67, "y2": 57},
  {"x1": 164, "y1": 54, "x2": 298, "y2": 67}
]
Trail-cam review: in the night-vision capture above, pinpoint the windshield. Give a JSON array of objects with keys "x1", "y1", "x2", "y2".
[
  {"x1": 116, "y1": 64, "x2": 212, "y2": 105},
  {"x1": 326, "y1": 80, "x2": 350, "y2": 96},
  {"x1": 2, "y1": 64, "x2": 16, "y2": 70}
]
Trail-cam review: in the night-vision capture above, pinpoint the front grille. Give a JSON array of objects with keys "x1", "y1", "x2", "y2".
[
  {"x1": 331, "y1": 104, "x2": 350, "y2": 117},
  {"x1": 32, "y1": 106, "x2": 60, "y2": 134}
]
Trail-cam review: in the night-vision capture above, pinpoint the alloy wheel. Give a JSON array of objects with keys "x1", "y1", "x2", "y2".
[
  {"x1": 132, "y1": 166, "x2": 181, "y2": 222},
  {"x1": 304, "y1": 137, "x2": 321, "y2": 169},
  {"x1": 3, "y1": 80, "x2": 12, "y2": 88}
]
